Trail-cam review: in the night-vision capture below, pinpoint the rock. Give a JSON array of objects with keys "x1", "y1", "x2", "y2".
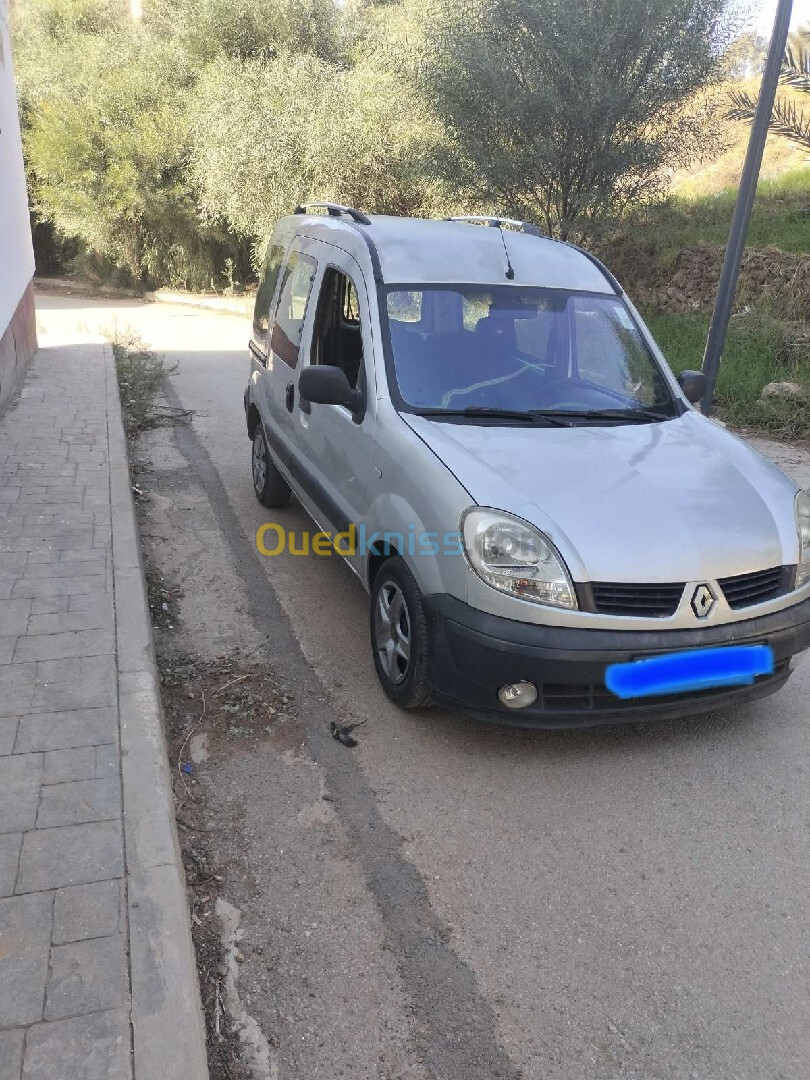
[
  {"x1": 760, "y1": 381, "x2": 807, "y2": 401},
  {"x1": 189, "y1": 733, "x2": 209, "y2": 764}
]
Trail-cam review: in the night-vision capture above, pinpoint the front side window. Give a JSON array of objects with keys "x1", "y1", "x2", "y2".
[
  {"x1": 387, "y1": 291, "x2": 422, "y2": 323},
  {"x1": 270, "y1": 252, "x2": 317, "y2": 369},
  {"x1": 384, "y1": 286, "x2": 677, "y2": 422},
  {"x1": 310, "y1": 268, "x2": 365, "y2": 391}
]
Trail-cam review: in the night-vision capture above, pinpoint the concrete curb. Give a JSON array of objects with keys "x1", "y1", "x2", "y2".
[
  {"x1": 145, "y1": 290, "x2": 252, "y2": 317},
  {"x1": 34, "y1": 275, "x2": 143, "y2": 300},
  {"x1": 34, "y1": 276, "x2": 253, "y2": 317},
  {"x1": 104, "y1": 342, "x2": 210, "y2": 1080}
]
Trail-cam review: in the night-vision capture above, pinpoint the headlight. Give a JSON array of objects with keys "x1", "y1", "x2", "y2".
[
  {"x1": 796, "y1": 490, "x2": 810, "y2": 586},
  {"x1": 461, "y1": 508, "x2": 577, "y2": 609}
]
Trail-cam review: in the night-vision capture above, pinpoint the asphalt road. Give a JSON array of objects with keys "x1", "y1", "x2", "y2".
[{"x1": 37, "y1": 293, "x2": 810, "y2": 1080}]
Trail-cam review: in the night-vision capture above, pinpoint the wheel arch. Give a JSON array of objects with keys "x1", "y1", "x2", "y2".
[
  {"x1": 363, "y1": 492, "x2": 468, "y2": 601},
  {"x1": 246, "y1": 402, "x2": 262, "y2": 440},
  {"x1": 367, "y1": 541, "x2": 403, "y2": 591}
]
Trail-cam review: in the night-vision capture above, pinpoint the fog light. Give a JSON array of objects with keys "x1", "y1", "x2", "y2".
[{"x1": 498, "y1": 681, "x2": 538, "y2": 709}]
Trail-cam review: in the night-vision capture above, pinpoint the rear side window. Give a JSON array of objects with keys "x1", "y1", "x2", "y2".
[
  {"x1": 514, "y1": 307, "x2": 556, "y2": 365},
  {"x1": 343, "y1": 278, "x2": 360, "y2": 325},
  {"x1": 461, "y1": 291, "x2": 557, "y2": 365},
  {"x1": 270, "y1": 253, "x2": 317, "y2": 369},
  {"x1": 386, "y1": 292, "x2": 422, "y2": 324},
  {"x1": 252, "y1": 244, "x2": 284, "y2": 338}
]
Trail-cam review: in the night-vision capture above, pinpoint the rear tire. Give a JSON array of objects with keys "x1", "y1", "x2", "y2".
[
  {"x1": 252, "y1": 424, "x2": 290, "y2": 508},
  {"x1": 370, "y1": 556, "x2": 432, "y2": 709}
]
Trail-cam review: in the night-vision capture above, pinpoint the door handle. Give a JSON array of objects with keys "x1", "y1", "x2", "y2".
[{"x1": 285, "y1": 382, "x2": 294, "y2": 413}]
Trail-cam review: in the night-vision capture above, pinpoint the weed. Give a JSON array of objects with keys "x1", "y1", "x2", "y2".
[
  {"x1": 106, "y1": 326, "x2": 180, "y2": 435},
  {"x1": 145, "y1": 565, "x2": 179, "y2": 629}
]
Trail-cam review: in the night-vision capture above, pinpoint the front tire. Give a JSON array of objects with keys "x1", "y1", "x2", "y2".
[
  {"x1": 370, "y1": 557, "x2": 432, "y2": 709},
  {"x1": 252, "y1": 424, "x2": 290, "y2": 508}
]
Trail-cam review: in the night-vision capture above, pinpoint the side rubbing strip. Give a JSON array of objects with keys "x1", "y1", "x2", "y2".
[{"x1": 249, "y1": 339, "x2": 267, "y2": 367}]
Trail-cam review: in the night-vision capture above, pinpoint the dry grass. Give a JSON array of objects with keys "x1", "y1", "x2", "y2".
[
  {"x1": 671, "y1": 78, "x2": 810, "y2": 198},
  {"x1": 106, "y1": 325, "x2": 185, "y2": 436}
]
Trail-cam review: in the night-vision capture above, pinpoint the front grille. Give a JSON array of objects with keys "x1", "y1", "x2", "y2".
[
  {"x1": 535, "y1": 662, "x2": 789, "y2": 713},
  {"x1": 718, "y1": 566, "x2": 789, "y2": 610},
  {"x1": 590, "y1": 581, "x2": 685, "y2": 618}
]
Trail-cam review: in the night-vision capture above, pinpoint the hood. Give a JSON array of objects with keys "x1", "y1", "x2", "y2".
[{"x1": 403, "y1": 411, "x2": 800, "y2": 583}]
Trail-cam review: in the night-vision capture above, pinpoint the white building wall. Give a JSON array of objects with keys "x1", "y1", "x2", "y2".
[{"x1": 0, "y1": 0, "x2": 35, "y2": 335}]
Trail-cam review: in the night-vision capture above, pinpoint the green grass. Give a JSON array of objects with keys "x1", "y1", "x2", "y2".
[
  {"x1": 632, "y1": 167, "x2": 810, "y2": 257},
  {"x1": 622, "y1": 165, "x2": 810, "y2": 439},
  {"x1": 643, "y1": 306, "x2": 810, "y2": 439}
]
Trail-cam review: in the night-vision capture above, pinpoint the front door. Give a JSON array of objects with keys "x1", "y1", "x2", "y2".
[{"x1": 290, "y1": 244, "x2": 379, "y2": 580}]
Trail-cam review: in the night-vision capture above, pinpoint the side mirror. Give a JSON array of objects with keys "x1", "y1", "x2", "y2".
[
  {"x1": 677, "y1": 369, "x2": 707, "y2": 405},
  {"x1": 299, "y1": 365, "x2": 363, "y2": 413}
]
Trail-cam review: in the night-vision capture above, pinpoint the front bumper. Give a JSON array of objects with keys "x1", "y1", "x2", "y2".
[{"x1": 424, "y1": 593, "x2": 810, "y2": 728}]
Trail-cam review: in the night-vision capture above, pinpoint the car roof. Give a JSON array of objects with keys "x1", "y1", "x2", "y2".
[{"x1": 282, "y1": 213, "x2": 617, "y2": 293}]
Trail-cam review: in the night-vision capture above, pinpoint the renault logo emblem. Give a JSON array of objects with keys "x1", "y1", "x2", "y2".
[{"x1": 691, "y1": 583, "x2": 716, "y2": 618}]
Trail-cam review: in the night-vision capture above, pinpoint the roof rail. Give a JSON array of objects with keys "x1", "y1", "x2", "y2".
[
  {"x1": 294, "y1": 202, "x2": 371, "y2": 225},
  {"x1": 445, "y1": 215, "x2": 544, "y2": 238}
]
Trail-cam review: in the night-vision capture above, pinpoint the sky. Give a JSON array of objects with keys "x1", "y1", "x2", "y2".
[{"x1": 752, "y1": 0, "x2": 810, "y2": 35}]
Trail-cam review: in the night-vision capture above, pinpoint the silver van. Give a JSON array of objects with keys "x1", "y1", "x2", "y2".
[{"x1": 244, "y1": 204, "x2": 810, "y2": 727}]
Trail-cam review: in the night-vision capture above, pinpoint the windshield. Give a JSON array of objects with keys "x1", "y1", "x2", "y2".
[{"x1": 384, "y1": 286, "x2": 679, "y2": 422}]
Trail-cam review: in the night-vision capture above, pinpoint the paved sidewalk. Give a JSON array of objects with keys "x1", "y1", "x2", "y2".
[{"x1": 0, "y1": 337, "x2": 207, "y2": 1079}]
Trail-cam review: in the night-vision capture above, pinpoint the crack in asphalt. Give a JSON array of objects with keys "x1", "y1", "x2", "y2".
[{"x1": 163, "y1": 381, "x2": 523, "y2": 1080}]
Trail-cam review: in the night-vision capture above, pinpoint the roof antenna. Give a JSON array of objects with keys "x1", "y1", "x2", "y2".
[{"x1": 495, "y1": 222, "x2": 515, "y2": 280}]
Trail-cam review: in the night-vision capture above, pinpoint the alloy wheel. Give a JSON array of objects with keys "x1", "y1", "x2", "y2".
[
  {"x1": 374, "y1": 580, "x2": 411, "y2": 685},
  {"x1": 252, "y1": 430, "x2": 267, "y2": 493}
]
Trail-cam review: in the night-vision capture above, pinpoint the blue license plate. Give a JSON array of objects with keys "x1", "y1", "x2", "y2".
[{"x1": 606, "y1": 644, "x2": 774, "y2": 700}]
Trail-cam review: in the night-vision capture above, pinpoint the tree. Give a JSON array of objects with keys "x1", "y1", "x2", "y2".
[
  {"x1": 14, "y1": 0, "x2": 250, "y2": 288},
  {"x1": 143, "y1": 0, "x2": 342, "y2": 65},
  {"x1": 189, "y1": 52, "x2": 452, "y2": 248},
  {"x1": 728, "y1": 31, "x2": 810, "y2": 153},
  {"x1": 723, "y1": 30, "x2": 768, "y2": 79},
  {"x1": 408, "y1": 0, "x2": 735, "y2": 239},
  {"x1": 14, "y1": 0, "x2": 432, "y2": 285}
]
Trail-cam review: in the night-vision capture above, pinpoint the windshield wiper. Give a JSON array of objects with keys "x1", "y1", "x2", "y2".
[
  {"x1": 414, "y1": 407, "x2": 571, "y2": 426},
  {"x1": 412, "y1": 406, "x2": 672, "y2": 425},
  {"x1": 531, "y1": 407, "x2": 672, "y2": 424}
]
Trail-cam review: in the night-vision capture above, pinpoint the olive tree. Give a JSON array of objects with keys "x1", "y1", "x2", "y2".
[
  {"x1": 411, "y1": 0, "x2": 735, "y2": 238},
  {"x1": 189, "y1": 52, "x2": 452, "y2": 250},
  {"x1": 143, "y1": 0, "x2": 342, "y2": 65},
  {"x1": 14, "y1": 0, "x2": 250, "y2": 287}
]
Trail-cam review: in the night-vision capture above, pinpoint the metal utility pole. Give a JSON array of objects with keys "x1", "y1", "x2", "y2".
[{"x1": 700, "y1": 0, "x2": 793, "y2": 415}]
